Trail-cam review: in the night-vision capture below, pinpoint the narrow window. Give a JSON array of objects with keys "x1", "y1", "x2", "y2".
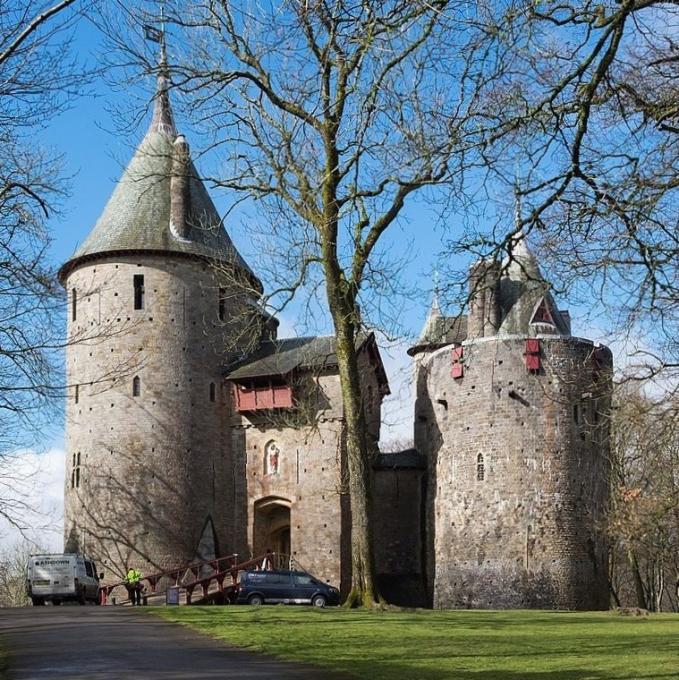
[
  {"x1": 72, "y1": 288, "x2": 77, "y2": 321},
  {"x1": 132, "y1": 376, "x2": 141, "y2": 397},
  {"x1": 74, "y1": 384, "x2": 79, "y2": 404},
  {"x1": 476, "y1": 453, "x2": 485, "y2": 481},
  {"x1": 218, "y1": 287, "x2": 226, "y2": 321},
  {"x1": 133, "y1": 275, "x2": 145, "y2": 310},
  {"x1": 573, "y1": 403, "x2": 580, "y2": 424},
  {"x1": 72, "y1": 452, "x2": 81, "y2": 489},
  {"x1": 209, "y1": 382, "x2": 216, "y2": 402}
]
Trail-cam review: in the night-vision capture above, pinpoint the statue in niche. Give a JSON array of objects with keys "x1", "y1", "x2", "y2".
[{"x1": 265, "y1": 441, "x2": 280, "y2": 475}]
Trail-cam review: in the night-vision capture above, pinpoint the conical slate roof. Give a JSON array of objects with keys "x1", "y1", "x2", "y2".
[
  {"x1": 60, "y1": 69, "x2": 258, "y2": 287},
  {"x1": 498, "y1": 236, "x2": 569, "y2": 336},
  {"x1": 407, "y1": 290, "x2": 468, "y2": 356}
]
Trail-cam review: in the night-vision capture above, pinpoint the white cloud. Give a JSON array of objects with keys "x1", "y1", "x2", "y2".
[{"x1": 0, "y1": 447, "x2": 65, "y2": 553}]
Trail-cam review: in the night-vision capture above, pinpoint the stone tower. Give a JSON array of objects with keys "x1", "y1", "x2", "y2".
[
  {"x1": 411, "y1": 239, "x2": 612, "y2": 609},
  {"x1": 59, "y1": 62, "x2": 261, "y2": 576}
]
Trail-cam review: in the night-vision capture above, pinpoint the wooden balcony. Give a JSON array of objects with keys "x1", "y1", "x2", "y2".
[{"x1": 231, "y1": 381, "x2": 293, "y2": 412}]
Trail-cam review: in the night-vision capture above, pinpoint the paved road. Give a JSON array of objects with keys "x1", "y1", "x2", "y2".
[{"x1": 0, "y1": 607, "x2": 349, "y2": 679}]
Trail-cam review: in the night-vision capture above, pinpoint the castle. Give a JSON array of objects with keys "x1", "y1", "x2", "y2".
[{"x1": 60, "y1": 67, "x2": 612, "y2": 610}]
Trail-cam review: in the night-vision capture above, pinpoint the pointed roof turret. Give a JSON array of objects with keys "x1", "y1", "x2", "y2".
[
  {"x1": 59, "y1": 46, "x2": 259, "y2": 289},
  {"x1": 408, "y1": 273, "x2": 467, "y2": 356},
  {"x1": 498, "y1": 234, "x2": 569, "y2": 336}
]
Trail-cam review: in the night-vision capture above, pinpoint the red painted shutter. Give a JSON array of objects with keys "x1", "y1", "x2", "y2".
[
  {"x1": 525, "y1": 338, "x2": 540, "y2": 355},
  {"x1": 526, "y1": 353, "x2": 541, "y2": 371},
  {"x1": 525, "y1": 339, "x2": 541, "y2": 372}
]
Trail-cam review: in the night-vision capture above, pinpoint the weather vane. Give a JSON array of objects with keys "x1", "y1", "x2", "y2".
[{"x1": 142, "y1": 3, "x2": 166, "y2": 58}]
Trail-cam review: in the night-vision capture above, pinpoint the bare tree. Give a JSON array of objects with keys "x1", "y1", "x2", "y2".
[
  {"x1": 97, "y1": 0, "x2": 525, "y2": 606},
  {"x1": 447, "y1": 1, "x2": 678, "y2": 389},
  {"x1": 0, "y1": 541, "x2": 38, "y2": 607},
  {"x1": 0, "y1": 0, "x2": 84, "y2": 533},
  {"x1": 608, "y1": 388, "x2": 679, "y2": 611}
]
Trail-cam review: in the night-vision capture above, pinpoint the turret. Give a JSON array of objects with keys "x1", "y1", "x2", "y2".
[
  {"x1": 60, "y1": 48, "x2": 259, "y2": 576},
  {"x1": 414, "y1": 235, "x2": 612, "y2": 610}
]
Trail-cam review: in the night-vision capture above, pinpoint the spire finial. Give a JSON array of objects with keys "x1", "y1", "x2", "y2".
[
  {"x1": 159, "y1": 4, "x2": 167, "y2": 69},
  {"x1": 148, "y1": 4, "x2": 176, "y2": 136},
  {"x1": 513, "y1": 180, "x2": 525, "y2": 239},
  {"x1": 432, "y1": 268, "x2": 440, "y2": 312}
]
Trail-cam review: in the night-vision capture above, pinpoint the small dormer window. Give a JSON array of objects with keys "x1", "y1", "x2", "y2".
[{"x1": 531, "y1": 298, "x2": 555, "y2": 325}]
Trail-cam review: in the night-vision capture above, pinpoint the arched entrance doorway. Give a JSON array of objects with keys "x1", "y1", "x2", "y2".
[{"x1": 253, "y1": 497, "x2": 291, "y2": 558}]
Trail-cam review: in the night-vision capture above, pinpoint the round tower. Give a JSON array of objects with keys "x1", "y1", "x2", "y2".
[
  {"x1": 60, "y1": 63, "x2": 261, "y2": 577},
  {"x1": 414, "y1": 240, "x2": 612, "y2": 609}
]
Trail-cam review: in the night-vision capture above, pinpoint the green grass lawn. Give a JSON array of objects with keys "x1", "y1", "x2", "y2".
[{"x1": 152, "y1": 606, "x2": 679, "y2": 679}]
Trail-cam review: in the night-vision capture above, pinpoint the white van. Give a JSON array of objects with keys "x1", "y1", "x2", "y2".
[{"x1": 26, "y1": 553, "x2": 102, "y2": 606}]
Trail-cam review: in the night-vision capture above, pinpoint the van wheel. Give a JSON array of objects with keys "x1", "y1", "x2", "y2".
[
  {"x1": 312, "y1": 594, "x2": 326, "y2": 608},
  {"x1": 52, "y1": 599, "x2": 61, "y2": 606},
  {"x1": 248, "y1": 594, "x2": 264, "y2": 606},
  {"x1": 78, "y1": 587, "x2": 86, "y2": 605},
  {"x1": 31, "y1": 597, "x2": 44, "y2": 606}
]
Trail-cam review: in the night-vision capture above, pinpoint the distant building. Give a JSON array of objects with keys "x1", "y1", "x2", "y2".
[{"x1": 60, "y1": 62, "x2": 611, "y2": 610}]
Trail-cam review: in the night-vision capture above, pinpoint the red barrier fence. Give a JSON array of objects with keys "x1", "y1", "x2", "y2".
[{"x1": 100, "y1": 552, "x2": 292, "y2": 605}]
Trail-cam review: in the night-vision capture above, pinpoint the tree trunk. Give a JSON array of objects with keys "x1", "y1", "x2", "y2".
[
  {"x1": 654, "y1": 563, "x2": 664, "y2": 612},
  {"x1": 608, "y1": 549, "x2": 621, "y2": 608},
  {"x1": 628, "y1": 549, "x2": 647, "y2": 609},
  {"x1": 333, "y1": 311, "x2": 382, "y2": 607}
]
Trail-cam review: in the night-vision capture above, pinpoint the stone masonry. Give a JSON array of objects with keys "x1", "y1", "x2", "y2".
[
  {"x1": 60, "y1": 59, "x2": 612, "y2": 608},
  {"x1": 411, "y1": 244, "x2": 612, "y2": 609}
]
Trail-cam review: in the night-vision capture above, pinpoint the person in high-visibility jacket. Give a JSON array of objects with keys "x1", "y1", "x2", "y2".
[{"x1": 124, "y1": 567, "x2": 143, "y2": 606}]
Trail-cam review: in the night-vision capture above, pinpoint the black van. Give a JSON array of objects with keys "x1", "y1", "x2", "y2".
[{"x1": 236, "y1": 569, "x2": 340, "y2": 607}]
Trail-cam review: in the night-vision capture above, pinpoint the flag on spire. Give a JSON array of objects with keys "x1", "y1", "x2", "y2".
[{"x1": 143, "y1": 24, "x2": 162, "y2": 43}]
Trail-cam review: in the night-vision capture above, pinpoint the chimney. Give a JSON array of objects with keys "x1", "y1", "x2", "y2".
[
  {"x1": 170, "y1": 135, "x2": 190, "y2": 240},
  {"x1": 468, "y1": 261, "x2": 486, "y2": 339},
  {"x1": 483, "y1": 260, "x2": 501, "y2": 335},
  {"x1": 468, "y1": 260, "x2": 501, "y2": 338}
]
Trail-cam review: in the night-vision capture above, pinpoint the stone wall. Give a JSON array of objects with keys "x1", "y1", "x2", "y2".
[
  {"x1": 417, "y1": 335, "x2": 612, "y2": 609},
  {"x1": 372, "y1": 454, "x2": 427, "y2": 606},
  {"x1": 63, "y1": 253, "x2": 255, "y2": 578},
  {"x1": 231, "y1": 343, "x2": 385, "y2": 596}
]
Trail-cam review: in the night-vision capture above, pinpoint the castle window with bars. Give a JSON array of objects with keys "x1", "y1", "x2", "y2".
[{"x1": 476, "y1": 453, "x2": 485, "y2": 481}]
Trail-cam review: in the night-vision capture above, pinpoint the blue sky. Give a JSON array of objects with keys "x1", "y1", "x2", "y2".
[
  {"x1": 9, "y1": 7, "x2": 655, "y2": 552},
  {"x1": 40, "y1": 14, "x2": 628, "y2": 454},
  {"x1": 41, "y1": 17, "x2": 449, "y2": 450},
  {"x1": 5, "y1": 17, "x2": 439, "y2": 549}
]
